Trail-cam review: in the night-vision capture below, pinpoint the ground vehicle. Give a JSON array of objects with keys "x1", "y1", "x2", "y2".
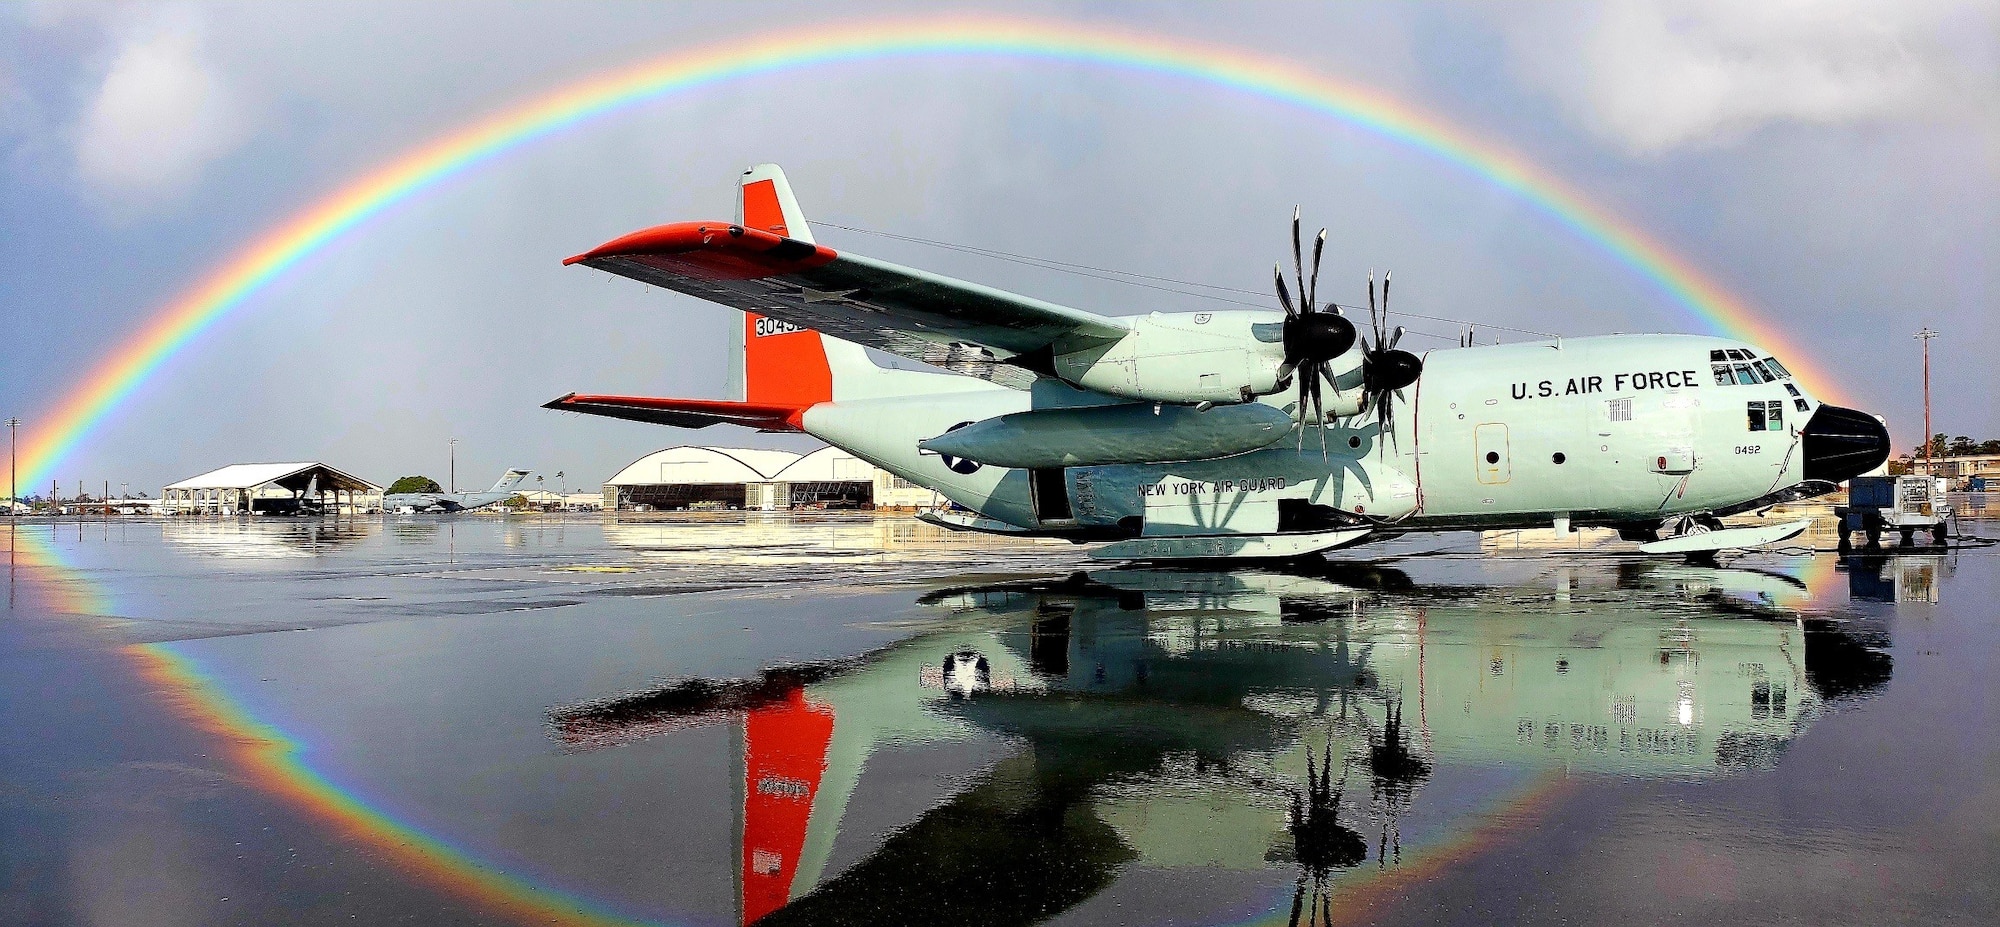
[{"x1": 1837, "y1": 475, "x2": 1952, "y2": 548}]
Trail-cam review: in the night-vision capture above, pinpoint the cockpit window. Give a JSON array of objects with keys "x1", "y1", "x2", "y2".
[
  {"x1": 1726, "y1": 349, "x2": 1751, "y2": 361},
  {"x1": 1712, "y1": 364, "x2": 1732, "y2": 386},
  {"x1": 1763, "y1": 357, "x2": 1792, "y2": 378},
  {"x1": 1751, "y1": 360, "x2": 1777, "y2": 382},
  {"x1": 1710, "y1": 349, "x2": 1728, "y2": 362},
  {"x1": 1732, "y1": 364, "x2": 1759, "y2": 385}
]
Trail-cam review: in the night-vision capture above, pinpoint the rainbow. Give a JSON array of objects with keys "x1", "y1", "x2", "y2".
[
  {"x1": 14, "y1": 14, "x2": 1836, "y2": 491},
  {"x1": 126, "y1": 641, "x2": 659, "y2": 927}
]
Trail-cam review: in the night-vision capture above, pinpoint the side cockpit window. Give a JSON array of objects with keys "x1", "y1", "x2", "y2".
[{"x1": 1747, "y1": 400, "x2": 1784, "y2": 431}]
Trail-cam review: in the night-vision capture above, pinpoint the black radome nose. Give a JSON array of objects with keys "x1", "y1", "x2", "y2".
[{"x1": 1800, "y1": 404, "x2": 1891, "y2": 483}]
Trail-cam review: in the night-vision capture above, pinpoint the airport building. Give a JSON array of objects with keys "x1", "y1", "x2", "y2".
[
  {"x1": 602, "y1": 446, "x2": 939, "y2": 511},
  {"x1": 163, "y1": 462, "x2": 381, "y2": 515},
  {"x1": 1906, "y1": 453, "x2": 2000, "y2": 489}
]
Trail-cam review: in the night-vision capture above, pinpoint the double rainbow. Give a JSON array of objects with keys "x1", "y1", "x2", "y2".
[{"x1": 14, "y1": 14, "x2": 1833, "y2": 491}]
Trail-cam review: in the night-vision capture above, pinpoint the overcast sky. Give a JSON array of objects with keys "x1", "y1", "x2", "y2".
[{"x1": 3, "y1": 1, "x2": 1995, "y2": 493}]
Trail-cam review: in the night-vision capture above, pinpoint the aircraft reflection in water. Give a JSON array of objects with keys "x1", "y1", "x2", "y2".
[{"x1": 551, "y1": 563, "x2": 1890, "y2": 927}]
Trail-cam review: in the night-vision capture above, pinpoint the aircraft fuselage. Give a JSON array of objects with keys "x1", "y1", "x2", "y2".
[{"x1": 805, "y1": 333, "x2": 1872, "y2": 537}]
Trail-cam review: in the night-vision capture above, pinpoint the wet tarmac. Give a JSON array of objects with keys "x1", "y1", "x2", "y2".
[{"x1": 3, "y1": 514, "x2": 1995, "y2": 926}]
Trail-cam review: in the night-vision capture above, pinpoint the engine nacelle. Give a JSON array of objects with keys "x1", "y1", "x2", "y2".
[{"x1": 1052, "y1": 310, "x2": 1287, "y2": 405}]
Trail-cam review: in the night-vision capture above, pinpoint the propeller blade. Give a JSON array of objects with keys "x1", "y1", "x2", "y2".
[
  {"x1": 1307, "y1": 229, "x2": 1327, "y2": 313},
  {"x1": 1367, "y1": 270, "x2": 1386, "y2": 347},
  {"x1": 1388, "y1": 324, "x2": 1405, "y2": 352},
  {"x1": 1314, "y1": 374, "x2": 1329, "y2": 460},
  {"x1": 1273, "y1": 264, "x2": 1297, "y2": 318},
  {"x1": 1295, "y1": 362, "x2": 1311, "y2": 449},
  {"x1": 1291, "y1": 207, "x2": 1307, "y2": 316}
]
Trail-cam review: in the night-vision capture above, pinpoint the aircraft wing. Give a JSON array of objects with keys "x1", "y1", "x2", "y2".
[{"x1": 565, "y1": 222, "x2": 1130, "y2": 387}]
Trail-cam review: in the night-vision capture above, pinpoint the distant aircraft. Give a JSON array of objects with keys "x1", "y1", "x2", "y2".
[
  {"x1": 383, "y1": 469, "x2": 531, "y2": 513},
  {"x1": 548, "y1": 164, "x2": 1889, "y2": 559}
]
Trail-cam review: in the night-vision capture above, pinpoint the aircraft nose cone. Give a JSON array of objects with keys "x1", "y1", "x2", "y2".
[{"x1": 1800, "y1": 403, "x2": 1891, "y2": 483}]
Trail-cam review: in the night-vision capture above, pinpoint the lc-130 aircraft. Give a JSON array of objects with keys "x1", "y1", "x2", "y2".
[{"x1": 547, "y1": 165, "x2": 1890, "y2": 560}]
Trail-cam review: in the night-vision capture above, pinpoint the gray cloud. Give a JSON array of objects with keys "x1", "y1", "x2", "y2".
[
  {"x1": 69, "y1": 6, "x2": 247, "y2": 202},
  {"x1": 1501, "y1": 0, "x2": 1997, "y2": 155}
]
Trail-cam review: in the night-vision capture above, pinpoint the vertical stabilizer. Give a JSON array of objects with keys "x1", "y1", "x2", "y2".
[
  {"x1": 488, "y1": 469, "x2": 532, "y2": 493},
  {"x1": 735, "y1": 164, "x2": 815, "y2": 243},
  {"x1": 740, "y1": 312, "x2": 1002, "y2": 406}
]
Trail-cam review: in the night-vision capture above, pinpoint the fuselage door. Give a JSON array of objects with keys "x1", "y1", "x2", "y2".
[{"x1": 1475, "y1": 423, "x2": 1511, "y2": 484}]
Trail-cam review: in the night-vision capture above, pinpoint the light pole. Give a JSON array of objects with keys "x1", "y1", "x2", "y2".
[
  {"x1": 4, "y1": 418, "x2": 17, "y2": 519},
  {"x1": 1915, "y1": 327, "x2": 1937, "y2": 476},
  {"x1": 449, "y1": 438, "x2": 458, "y2": 494}
]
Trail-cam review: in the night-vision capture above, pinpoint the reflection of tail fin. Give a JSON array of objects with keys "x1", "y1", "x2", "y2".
[
  {"x1": 741, "y1": 689, "x2": 834, "y2": 926},
  {"x1": 488, "y1": 469, "x2": 531, "y2": 493}
]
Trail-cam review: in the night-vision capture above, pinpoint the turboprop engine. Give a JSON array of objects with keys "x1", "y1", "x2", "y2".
[
  {"x1": 1030, "y1": 208, "x2": 1422, "y2": 442},
  {"x1": 1048, "y1": 309, "x2": 1301, "y2": 405}
]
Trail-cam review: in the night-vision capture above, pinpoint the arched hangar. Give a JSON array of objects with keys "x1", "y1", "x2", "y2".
[{"x1": 601, "y1": 446, "x2": 936, "y2": 511}]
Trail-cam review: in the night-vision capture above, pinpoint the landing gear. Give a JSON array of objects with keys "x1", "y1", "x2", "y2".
[
  {"x1": 1659, "y1": 513, "x2": 1725, "y2": 541},
  {"x1": 1863, "y1": 514, "x2": 1883, "y2": 549},
  {"x1": 1932, "y1": 522, "x2": 1951, "y2": 546},
  {"x1": 1899, "y1": 527, "x2": 1916, "y2": 547}
]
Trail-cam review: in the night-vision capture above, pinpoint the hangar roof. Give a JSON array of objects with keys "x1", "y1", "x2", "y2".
[
  {"x1": 165, "y1": 462, "x2": 380, "y2": 493},
  {"x1": 604, "y1": 446, "x2": 804, "y2": 486},
  {"x1": 772, "y1": 446, "x2": 876, "y2": 483}
]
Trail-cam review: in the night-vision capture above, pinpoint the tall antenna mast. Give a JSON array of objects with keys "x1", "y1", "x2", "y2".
[{"x1": 1915, "y1": 327, "x2": 1937, "y2": 476}]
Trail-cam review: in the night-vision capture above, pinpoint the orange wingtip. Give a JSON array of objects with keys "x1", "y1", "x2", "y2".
[{"x1": 564, "y1": 221, "x2": 836, "y2": 280}]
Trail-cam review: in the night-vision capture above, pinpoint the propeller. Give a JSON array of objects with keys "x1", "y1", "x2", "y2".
[
  {"x1": 1359, "y1": 270, "x2": 1424, "y2": 447},
  {"x1": 1273, "y1": 207, "x2": 1358, "y2": 454}
]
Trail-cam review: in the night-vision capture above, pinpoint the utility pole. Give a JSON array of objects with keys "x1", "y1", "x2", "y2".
[
  {"x1": 449, "y1": 438, "x2": 458, "y2": 494},
  {"x1": 1916, "y1": 327, "x2": 1937, "y2": 477},
  {"x1": 4, "y1": 418, "x2": 17, "y2": 520}
]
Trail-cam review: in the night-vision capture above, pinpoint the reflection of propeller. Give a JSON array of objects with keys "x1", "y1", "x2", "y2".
[
  {"x1": 1359, "y1": 271, "x2": 1424, "y2": 448},
  {"x1": 1273, "y1": 207, "x2": 1358, "y2": 454}
]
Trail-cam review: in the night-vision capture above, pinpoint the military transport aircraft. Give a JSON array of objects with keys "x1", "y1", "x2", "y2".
[
  {"x1": 546, "y1": 165, "x2": 1890, "y2": 560},
  {"x1": 383, "y1": 468, "x2": 532, "y2": 513}
]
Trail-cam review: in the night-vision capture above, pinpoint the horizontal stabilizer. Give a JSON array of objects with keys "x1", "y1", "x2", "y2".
[{"x1": 542, "y1": 393, "x2": 805, "y2": 432}]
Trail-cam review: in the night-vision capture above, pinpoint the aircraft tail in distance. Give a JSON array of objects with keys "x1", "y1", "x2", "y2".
[{"x1": 489, "y1": 469, "x2": 533, "y2": 493}]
